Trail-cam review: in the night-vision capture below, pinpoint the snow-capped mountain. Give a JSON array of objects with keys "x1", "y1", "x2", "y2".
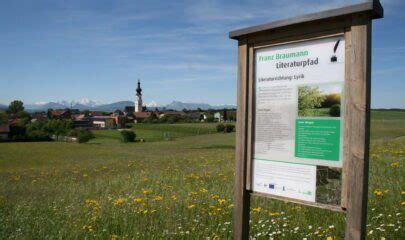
[
  {"x1": 145, "y1": 101, "x2": 159, "y2": 107},
  {"x1": 22, "y1": 99, "x2": 235, "y2": 112}
]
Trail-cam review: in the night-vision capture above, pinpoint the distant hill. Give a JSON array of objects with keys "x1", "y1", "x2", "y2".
[
  {"x1": 92, "y1": 101, "x2": 134, "y2": 112},
  {"x1": 162, "y1": 101, "x2": 235, "y2": 111},
  {"x1": 25, "y1": 102, "x2": 66, "y2": 111},
  {"x1": 0, "y1": 104, "x2": 7, "y2": 110},
  {"x1": 22, "y1": 100, "x2": 235, "y2": 112}
]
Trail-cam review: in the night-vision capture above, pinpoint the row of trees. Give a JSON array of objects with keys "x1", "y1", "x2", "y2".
[
  {"x1": 10, "y1": 119, "x2": 74, "y2": 141},
  {"x1": 1, "y1": 100, "x2": 78, "y2": 141}
]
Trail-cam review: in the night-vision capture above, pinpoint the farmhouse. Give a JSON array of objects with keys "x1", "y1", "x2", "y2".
[
  {"x1": 0, "y1": 124, "x2": 9, "y2": 140},
  {"x1": 91, "y1": 116, "x2": 116, "y2": 129},
  {"x1": 133, "y1": 112, "x2": 151, "y2": 123},
  {"x1": 49, "y1": 109, "x2": 71, "y2": 119},
  {"x1": 214, "y1": 112, "x2": 223, "y2": 122}
]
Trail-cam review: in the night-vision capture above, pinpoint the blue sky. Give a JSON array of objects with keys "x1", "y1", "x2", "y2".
[{"x1": 0, "y1": 0, "x2": 404, "y2": 108}]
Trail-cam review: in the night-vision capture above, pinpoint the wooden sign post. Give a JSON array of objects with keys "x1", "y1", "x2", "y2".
[{"x1": 230, "y1": 1, "x2": 383, "y2": 239}]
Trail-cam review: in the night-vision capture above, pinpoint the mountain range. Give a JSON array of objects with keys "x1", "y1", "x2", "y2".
[{"x1": 1, "y1": 100, "x2": 236, "y2": 112}]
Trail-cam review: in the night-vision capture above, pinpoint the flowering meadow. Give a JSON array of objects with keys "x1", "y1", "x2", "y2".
[{"x1": 0, "y1": 113, "x2": 403, "y2": 239}]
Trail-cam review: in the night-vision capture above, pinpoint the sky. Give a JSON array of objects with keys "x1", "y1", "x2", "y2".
[{"x1": 0, "y1": 0, "x2": 404, "y2": 108}]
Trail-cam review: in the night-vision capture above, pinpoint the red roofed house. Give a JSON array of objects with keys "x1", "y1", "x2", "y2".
[
  {"x1": 0, "y1": 124, "x2": 10, "y2": 140},
  {"x1": 133, "y1": 112, "x2": 151, "y2": 123},
  {"x1": 50, "y1": 109, "x2": 71, "y2": 119}
]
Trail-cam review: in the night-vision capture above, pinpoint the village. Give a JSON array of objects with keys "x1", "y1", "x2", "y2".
[{"x1": 0, "y1": 80, "x2": 236, "y2": 141}]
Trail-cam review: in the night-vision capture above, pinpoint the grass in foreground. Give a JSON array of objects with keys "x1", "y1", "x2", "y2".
[{"x1": 0, "y1": 115, "x2": 403, "y2": 239}]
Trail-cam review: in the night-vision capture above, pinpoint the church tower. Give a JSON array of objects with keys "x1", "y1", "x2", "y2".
[{"x1": 135, "y1": 79, "x2": 143, "y2": 112}]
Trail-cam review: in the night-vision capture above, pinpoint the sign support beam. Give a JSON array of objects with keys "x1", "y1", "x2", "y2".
[
  {"x1": 344, "y1": 15, "x2": 372, "y2": 240},
  {"x1": 233, "y1": 38, "x2": 251, "y2": 240}
]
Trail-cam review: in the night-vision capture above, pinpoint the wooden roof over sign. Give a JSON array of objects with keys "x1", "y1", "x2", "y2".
[{"x1": 229, "y1": 0, "x2": 383, "y2": 40}]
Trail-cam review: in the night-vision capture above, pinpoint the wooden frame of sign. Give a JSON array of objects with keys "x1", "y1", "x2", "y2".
[{"x1": 229, "y1": 1, "x2": 383, "y2": 239}]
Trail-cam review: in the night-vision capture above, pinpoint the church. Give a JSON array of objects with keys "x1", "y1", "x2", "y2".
[{"x1": 124, "y1": 79, "x2": 151, "y2": 122}]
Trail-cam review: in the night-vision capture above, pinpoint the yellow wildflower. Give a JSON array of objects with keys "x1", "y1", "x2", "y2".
[
  {"x1": 252, "y1": 207, "x2": 262, "y2": 213},
  {"x1": 113, "y1": 198, "x2": 126, "y2": 206},
  {"x1": 391, "y1": 162, "x2": 399, "y2": 168},
  {"x1": 401, "y1": 201, "x2": 405, "y2": 206},
  {"x1": 171, "y1": 195, "x2": 177, "y2": 201},
  {"x1": 153, "y1": 195, "x2": 163, "y2": 201},
  {"x1": 211, "y1": 194, "x2": 219, "y2": 200},
  {"x1": 200, "y1": 188, "x2": 208, "y2": 193},
  {"x1": 228, "y1": 204, "x2": 234, "y2": 209},
  {"x1": 85, "y1": 199, "x2": 100, "y2": 208},
  {"x1": 134, "y1": 198, "x2": 142, "y2": 203},
  {"x1": 374, "y1": 190, "x2": 383, "y2": 197},
  {"x1": 269, "y1": 212, "x2": 281, "y2": 217},
  {"x1": 143, "y1": 189, "x2": 152, "y2": 195},
  {"x1": 188, "y1": 204, "x2": 195, "y2": 209},
  {"x1": 218, "y1": 199, "x2": 226, "y2": 205},
  {"x1": 188, "y1": 192, "x2": 198, "y2": 197}
]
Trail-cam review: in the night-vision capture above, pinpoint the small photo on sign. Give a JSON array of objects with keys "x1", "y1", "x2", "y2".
[
  {"x1": 316, "y1": 166, "x2": 342, "y2": 206},
  {"x1": 298, "y1": 83, "x2": 342, "y2": 118}
]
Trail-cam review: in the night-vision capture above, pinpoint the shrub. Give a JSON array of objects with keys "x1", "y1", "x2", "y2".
[
  {"x1": 26, "y1": 130, "x2": 50, "y2": 141},
  {"x1": 206, "y1": 116, "x2": 215, "y2": 123},
  {"x1": 216, "y1": 123, "x2": 225, "y2": 132},
  {"x1": 225, "y1": 124, "x2": 235, "y2": 133},
  {"x1": 120, "y1": 130, "x2": 136, "y2": 142},
  {"x1": 77, "y1": 129, "x2": 95, "y2": 143},
  {"x1": 329, "y1": 104, "x2": 341, "y2": 117},
  {"x1": 321, "y1": 93, "x2": 341, "y2": 108}
]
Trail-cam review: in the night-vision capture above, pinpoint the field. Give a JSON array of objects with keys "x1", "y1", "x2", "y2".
[{"x1": 0, "y1": 112, "x2": 403, "y2": 239}]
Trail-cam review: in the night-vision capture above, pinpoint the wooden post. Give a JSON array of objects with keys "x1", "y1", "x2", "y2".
[
  {"x1": 233, "y1": 38, "x2": 250, "y2": 240},
  {"x1": 344, "y1": 15, "x2": 372, "y2": 240}
]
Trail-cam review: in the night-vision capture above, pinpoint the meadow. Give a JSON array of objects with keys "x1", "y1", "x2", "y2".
[{"x1": 0, "y1": 112, "x2": 403, "y2": 239}]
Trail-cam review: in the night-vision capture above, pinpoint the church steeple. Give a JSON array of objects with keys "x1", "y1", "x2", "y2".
[
  {"x1": 136, "y1": 79, "x2": 142, "y2": 96},
  {"x1": 135, "y1": 79, "x2": 143, "y2": 113}
]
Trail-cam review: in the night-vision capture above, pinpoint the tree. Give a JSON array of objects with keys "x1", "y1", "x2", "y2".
[
  {"x1": 321, "y1": 93, "x2": 341, "y2": 108},
  {"x1": 329, "y1": 104, "x2": 341, "y2": 117},
  {"x1": 0, "y1": 111, "x2": 7, "y2": 125},
  {"x1": 223, "y1": 109, "x2": 228, "y2": 121},
  {"x1": 114, "y1": 109, "x2": 123, "y2": 116},
  {"x1": 47, "y1": 109, "x2": 54, "y2": 119},
  {"x1": 83, "y1": 110, "x2": 90, "y2": 117},
  {"x1": 8, "y1": 100, "x2": 24, "y2": 114},
  {"x1": 144, "y1": 112, "x2": 159, "y2": 123},
  {"x1": 298, "y1": 86, "x2": 326, "y2": 115}
]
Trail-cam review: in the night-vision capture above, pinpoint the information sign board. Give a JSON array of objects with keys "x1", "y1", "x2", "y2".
[{"x1": 252, "y1": 37, "x2": 345, "y2": 201}]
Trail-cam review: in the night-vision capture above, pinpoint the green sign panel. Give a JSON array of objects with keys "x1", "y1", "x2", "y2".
[{"x1": 295, "y1": 119, "x2": 340, "y2": 161}]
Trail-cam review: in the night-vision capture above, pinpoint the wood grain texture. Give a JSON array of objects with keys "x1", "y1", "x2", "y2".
[
  {"x1": 344, "y1": 14, "x2": 372, "y2": 240},
  {"x1": 252, "y1": 192, "x2": 344, "y2": 213},
  {"x1": 246, "y1": 45, "x2": 254, "y2": 191},
  {"x1": 341, "y1": 27, "x2": 352, "y2": 211},
  {"x1": 233, "y1": 38, "x2": 251, "y2": 240},
  {"x1": 247, "y1": 16, "x2": 351, "y2": 45}
]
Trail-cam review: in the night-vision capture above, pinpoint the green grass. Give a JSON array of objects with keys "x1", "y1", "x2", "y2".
[
  {"x1": 371, "y1": 111, "x2": 405, "y2": 140},
  {"x1": 0, "y1": 114, "x2": 403, "y2": 239},
  {"x1": 299, "y1": 108, "x2": 332, "y2": 117},
  {"x1": 91, "y1": 123, "x2": 219, "y2": 144}
]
